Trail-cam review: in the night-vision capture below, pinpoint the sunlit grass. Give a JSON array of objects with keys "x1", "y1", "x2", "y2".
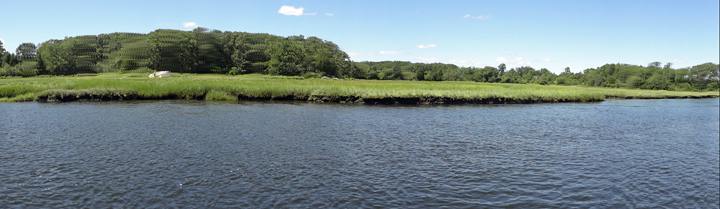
[{"x1": 0, "y1": 74, "x2": 717, "y2": 103}]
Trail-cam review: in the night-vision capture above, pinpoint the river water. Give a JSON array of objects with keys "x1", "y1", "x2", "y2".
[{"x1": 1, "y1": 99, "x2": 718, "y2": 208}]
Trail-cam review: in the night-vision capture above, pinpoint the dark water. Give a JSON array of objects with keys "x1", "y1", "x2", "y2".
[{"x1": 1, "y1": 99, "x2": 718, "y2": 208}]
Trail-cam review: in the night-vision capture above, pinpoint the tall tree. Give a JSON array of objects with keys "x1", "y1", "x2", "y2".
[
  {"x1": 0, "y1": 39, "x2": 6, "y2": 55},
  {"x1": 192, "y1": 28, "x2": 224, "y2": 73},
  {"x1": 648, "y1": 61, "x2": 661, "y2": 69},
  {"x1": 415, "y1": 66, "x2": 425, "y2": 81},
  {"x1": 314, "y1": 48, "x2": 335, "y2": 76},
  {"x1": 38, "y1": 39, "x2": 74, "y2": 75},
  {"x1": 498, "y1": 63, "x2": 506, "y2": 75},
  {"x1": 663, "y1": 62, "x2": 673, "y2": 70},
  {"x1": 228, "y1": 33, "x2": 252, "y2": 74},
  {"x1": 15, "y1": 43, "x2": 37, "y2": 61}
]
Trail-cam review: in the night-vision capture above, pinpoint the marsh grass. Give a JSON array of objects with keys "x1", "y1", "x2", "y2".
[
  {"x1": 205, "y1": 90, "x2": 238, "y2": 101},
  {"x1": 0, "y1": 74, "x2": 716, "y2": 103}
]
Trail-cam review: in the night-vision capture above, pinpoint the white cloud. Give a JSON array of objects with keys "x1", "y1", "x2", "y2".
[
  {"x1": 464, "y1": 14, "x2": 491, "y2": 19},
  {"x1": 418, "y1": 57, "x2": 438, "y2": 62},
  {"x1": 278, "y1": 5, "x2": 304, "y2": 16},
  {"x1": 183, "y1": 22, "x2": 198, "y2": 28},
  {"x1": 510, "y1": 57, "x2": 526, "y2": 65},
  {"x1": 545, "y1": 58, "x2": 551, "y2": 62},
  {"x1": 278, "y1": 5, "x2": 317, "y2": 16},
  {"x1": 474, "y1": 15, "x2": 491, "y2": 20},
  {"x1": 325, "y1": 13, "x2": 334, "y2": 16},
  {"x1": 417, "y1": 44, "x2": 437, "y2": 49},
  {"x1": 496, "y1": 57, "x2": 531, "y2": 65},
  {"x1": 473, "y1": 61, "x2": 482, "y2": 65},
  {"x1": 379, "y1": 51, "x2": 403, "y2": 55}
]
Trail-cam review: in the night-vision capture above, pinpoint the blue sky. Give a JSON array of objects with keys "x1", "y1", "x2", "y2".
[{"x1": 1, "y1": 0, "x2": 717, "y2": 73}]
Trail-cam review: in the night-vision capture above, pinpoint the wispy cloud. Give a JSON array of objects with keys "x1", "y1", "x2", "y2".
[
  {"x1": 325, "y1": 13, "x2": 334, "y2": 16},
  {"x1": 496, "y1": 57, "x2": 531, "y2": 65},
  {"x1": 348, "y1": 52, "x2": 374, "y2": 57},
  {"x1": 417, "y1": 57, "x2": 438, "y2": 62},
  {"x1": 464, "y1": 14, "x2": 491, "y2": 20},
  {"x1": 545, "y1": 58, "x2": 551, "y2": 62},
  {"x1": 183, "y1": 22, "x2": 198, "y2": 28},
  {"x1": 379, "y1": 51, "x2": 404, "y2": 55},
  {"x1": 417, "y1": 44, "x2": 437, "y2": 49}
]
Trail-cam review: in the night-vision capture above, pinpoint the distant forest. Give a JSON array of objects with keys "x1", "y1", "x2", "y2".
[{"x1": 1, "y1": 28, "x2": 718, "y2": 91}]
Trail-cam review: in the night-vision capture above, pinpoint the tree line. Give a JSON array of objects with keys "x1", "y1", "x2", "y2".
[
  {"x1": 1, "y1": 28, "x2": 718, "y2": 91},
  {"x1": 347, "y1": 61, "x2": 718, "y2": 91},
  {"x1": 0, "y1": 28, "x2": 351, "y2": 77}
]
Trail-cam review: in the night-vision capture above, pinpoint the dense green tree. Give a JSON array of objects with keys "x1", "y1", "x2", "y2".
[
  {"x1": 481, "y1": 66, "x2": 500, "y2": 82},
  {"x1": 148, "y1": 30, "x2": 194, "y2": 73},
  {"x1": 314, "y1": 48, "x2": 335, "y2": 76},
  {"x1": 648, "y1": 61, "x2": 661, "y2": 69},
  {"x1": 366, "y1": 66, "x2": 379, "y2": 79},
  {"x1": 37, "y1": 39, "x2": 75, "y2": 75},
  {"x1": 225, "y1": 33, "x2": 250, "y2": 74},
  {"x1": 72, "y1": 35, "x2": 101, "y2": 73},
  {"x1": 415, "y1": 66, "x2": 425, "y2": 81},
  {"x1": 191, "y1": 28, "x2": 225, "y2": 73},
  {"x1": 425, "y1": 66, "x2": 444, "y2": 81},
  {"x1": 390, "y1": 65, "x2": 403, "y2": 80},
  {"x1": 15, "y1": 43, "x2": 37, "y2": 61},
  {"x1": 0, "y1": 40, "x2": 6, "y2": 55},
  {"x1": 498, "y1": 63, "x2": 506, "y2": 75},
  {"x1": 266, "y1": 39, "x2": 304, "y2": 76}
]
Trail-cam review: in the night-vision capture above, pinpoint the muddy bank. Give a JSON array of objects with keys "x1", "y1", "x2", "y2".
[
  {"x1": 606, "y1": 95, "x2": 718, "y2": 99},
  {"x1": 35, "y1": 89, "x2": 204, "y2": 102},
  {"x1": 34, "y1": 89, "x2": 716, "y2": 104},
  {"x1": 239, "y1": 93, "x2": 604, "y2": 104}
]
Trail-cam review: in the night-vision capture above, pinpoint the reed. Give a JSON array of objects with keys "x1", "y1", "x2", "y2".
[{"x1": 1, "y1": 73, "x2": 717, "y2": 104}]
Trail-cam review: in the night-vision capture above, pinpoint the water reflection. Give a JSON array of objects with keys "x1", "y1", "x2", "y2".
[{"x1": 0, "y1": 99, "x2": 718, "y2": 208}]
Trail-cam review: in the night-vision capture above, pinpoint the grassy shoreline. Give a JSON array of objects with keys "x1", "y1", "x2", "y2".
[{"x1": 1, "y1": 74, "x2": 717, "y2": 104}]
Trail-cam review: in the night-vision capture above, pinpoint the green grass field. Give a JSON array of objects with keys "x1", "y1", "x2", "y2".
[{"x1": 0, "y1": 73, "x2": 717, "y2": 104}]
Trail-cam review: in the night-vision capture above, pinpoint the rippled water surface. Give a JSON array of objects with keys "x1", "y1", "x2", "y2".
[{"x1": 1, "y1": 99, "x2": 718, "y2": 208}]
